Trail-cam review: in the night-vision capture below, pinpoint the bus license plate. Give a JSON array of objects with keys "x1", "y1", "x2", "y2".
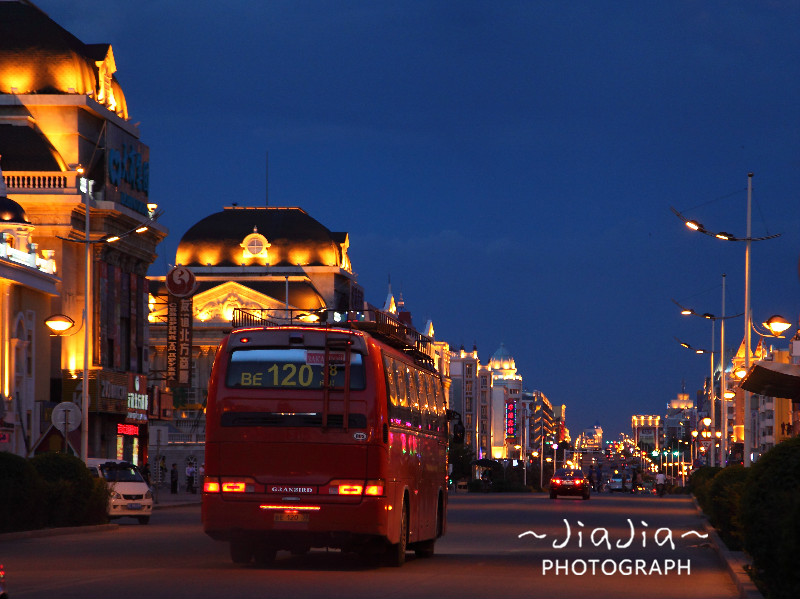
[
  {"x1": 127, "y1": 503, "x2": 142, "y2": 510},
  {"x1": 274, "y1": 513, "x2": 309, "y2": 523}
]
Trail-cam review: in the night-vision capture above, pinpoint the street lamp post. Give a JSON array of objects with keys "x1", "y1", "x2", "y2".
[
  {"x1": 675, "y1": 277, "x2": 741, "y2": 467},
  {"x1": 743, "y1": 174, "x2": 753, "y2": 466},
  {"x1": 672, "y1": 173, "x2": 781, "y2": 466},
  {"x1": 80, "y1": 172, "x2": 91, "y2": 463}
]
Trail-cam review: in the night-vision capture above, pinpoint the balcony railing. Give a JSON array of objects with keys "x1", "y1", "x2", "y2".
[
  {"x1": 3, "y1": 170, "x2": 79, "y2": 193},
  {"x1": 166, "y1": 432, "x2": 205, "y2": 444},
  {"x1": 0, "y1": 237, "x2": 57, "y2": 274}
]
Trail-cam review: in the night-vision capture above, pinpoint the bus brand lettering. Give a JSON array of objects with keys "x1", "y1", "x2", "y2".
[
  {"x1": 269, "y1": 486, "x2": 315, "y2": 494},
  {"x1": 306, "y1": 351, "x2": 345, "y2": 365},
  {"x1": 353, "y1": 432, "x2": 367, "y2": 441}
]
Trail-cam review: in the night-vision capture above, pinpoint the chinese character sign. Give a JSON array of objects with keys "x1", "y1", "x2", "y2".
[
  {"x1": 506, "y1": 400, "x2": 517, "y2": 439},
  {"x1": 166, "y1": 294, "x2": 193, "y2": 388}
]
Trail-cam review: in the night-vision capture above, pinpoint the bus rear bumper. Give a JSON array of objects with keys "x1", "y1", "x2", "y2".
[{"x1": 202, "y1": 495, "x2": 391, "y2": 551}]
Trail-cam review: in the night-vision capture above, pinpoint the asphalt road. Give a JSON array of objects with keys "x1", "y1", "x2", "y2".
[{"x1": 1, "y1": 492, "x2": 739, "y2": 599}]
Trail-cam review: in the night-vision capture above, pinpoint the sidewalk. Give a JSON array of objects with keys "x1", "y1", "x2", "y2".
[
  {"x1": 151, "y1": 485, "x2": 202, "y2": 508},
  {"x1": 691, "y1": 496, "x2": 763, "y2": 599}
]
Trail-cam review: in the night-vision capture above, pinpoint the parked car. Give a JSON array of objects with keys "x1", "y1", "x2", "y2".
[
  {"x1": 87, "y1": 459, "x2": 153, "y2": 524},
  {"x1": 549, "y1": 468, "x2": 590, "y2": 500}
]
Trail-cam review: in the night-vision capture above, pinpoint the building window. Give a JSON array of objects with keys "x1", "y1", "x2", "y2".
[
  {"x1": 241, "y1": 228, "x2": 271, "y2": 260},
  {"x1": 465, "y1": 398, "x2": 472, "y2": 412},
  {"x1": 480, "y1": 406, "x2": 487, "y2": 419},
  {"x1": 465, "y1": 364, "x2": 473, "y2": 378}
]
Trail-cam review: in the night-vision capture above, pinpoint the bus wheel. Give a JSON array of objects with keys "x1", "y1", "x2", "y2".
[
  {"x1": 414, "y1": 499, "x2": 440, "y2": 558},
  {"x1": 413, "y1": 539, "x2": 435, "y2": 558},
  {"x1": 385, "y1": 499, "x2": 408, "y2": 567},
  {"x1": 253, "y1": 544, "x2": 277, "y2": 567},
  {"x1": 230, "y1": 540, "x2": 253, "y2": 565}
]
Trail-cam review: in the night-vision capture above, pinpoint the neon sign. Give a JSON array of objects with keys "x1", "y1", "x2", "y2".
[
  {"x1": 117, "y1": 424, "x2": 139, "y2": 436},
  {"x1": 505, "y1": 401, "x2": 517, "y2": 439}
]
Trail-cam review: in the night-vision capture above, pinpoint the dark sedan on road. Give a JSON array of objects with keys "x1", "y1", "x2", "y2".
[{"x1": 549, "y1": 468, "x2": 590, "y2": 500}]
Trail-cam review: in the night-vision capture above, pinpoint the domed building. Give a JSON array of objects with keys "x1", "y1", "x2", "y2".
[
  {"x1": 488, "y1": 342, "x2": 519, "y2": 381},
  {"x1": 146, "y1": 206, "x2": 363, "y2": 435},
  {"x1": 487, "y1": 342, "x2": 524, "y2": 458},
  {"x1": 0, "y1": 1, "x2": 167, "y2": 461}
]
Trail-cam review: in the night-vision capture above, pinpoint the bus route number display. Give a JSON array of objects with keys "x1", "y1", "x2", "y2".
[{"x1": 227, "y1": 349, "x2": 364, "y2": 390}]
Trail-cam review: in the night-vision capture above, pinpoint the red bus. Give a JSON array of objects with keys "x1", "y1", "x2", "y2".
[{"x1": 202, "y1": 309, "x2": 450, "y2": 566}]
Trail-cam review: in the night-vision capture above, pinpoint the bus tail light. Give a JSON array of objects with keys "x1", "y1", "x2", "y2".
[
  {"x1": 328, "y1": 479, "x2": 385, "y2": 496},
  {"x1": 204, "y1": 476, "x2": 257, "y2": 493},
  {"x1": 364, "y1": 481, "x2": 385, "y2": 496},
  {"x1": 221, "y1": 477, "x2": 256, "y2": 493}
]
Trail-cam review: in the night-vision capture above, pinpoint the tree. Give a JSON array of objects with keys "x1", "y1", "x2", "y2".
[{"x1": 448, "y1": 442, "x2": 475, "y2": 484}]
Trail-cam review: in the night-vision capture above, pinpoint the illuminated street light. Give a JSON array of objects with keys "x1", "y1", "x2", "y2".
[
  {"x1": 672, "y1": 174, "x2": 782, "y2": 466},
  {"x1": 755, "y1": 314, "x2": 792, "y2": 338},
  {"x1": 44, "y1": 314, "x2": 75, "y2": 334}
]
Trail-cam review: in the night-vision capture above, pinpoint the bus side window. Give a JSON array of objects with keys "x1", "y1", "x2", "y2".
[
  {"x1": 423, "y1": 374, "x2": 435, "y2": 431},
  {"x1": 394, "y1": 360, "x2": 407, "y2": 407},
  {"x1": 405, "y1": 367, "x2": 416, "y2": 410},
  {"x1": 406, "y1": 367, "x2": 421, "y2": 427},
  {"x1": 384, "y1": 355, "x2": 398, "y2": 406},
  {"x1": 418, "y1": 373, "x2": 429, "y2": 430},
  {"x1": 432, "y1": 375, "x2": 444, "y2": 432}
]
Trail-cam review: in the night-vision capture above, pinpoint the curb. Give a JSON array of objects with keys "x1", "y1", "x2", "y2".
[
  {"x1": 153, "y1": 500, "x2": 201, "y2": 509},
  {"x1": 690, "y1": 497, "x2": 763, "y2": 599},
  {"x1": 0, "y1": 501, "x2": 200, "y2": 540},
  {"x1": 0, "y1": 523, "x2": 118, "y2": 542}
]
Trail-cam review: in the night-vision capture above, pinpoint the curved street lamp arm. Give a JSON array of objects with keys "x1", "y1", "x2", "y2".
[{"x1": 670, "y1": 207, "x2": 781, "y2": 242}]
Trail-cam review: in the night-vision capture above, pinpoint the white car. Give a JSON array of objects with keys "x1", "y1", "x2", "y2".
[{"x1": 88, "y1": 459, "x2": 153, "y2": 524}]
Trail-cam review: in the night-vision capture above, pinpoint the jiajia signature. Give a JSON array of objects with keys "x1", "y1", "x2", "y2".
[{"x1": 518, "y1": 518, "x2": 708, "y2": 550}]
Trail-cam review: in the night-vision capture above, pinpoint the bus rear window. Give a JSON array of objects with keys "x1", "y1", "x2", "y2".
[{"x1": 226, "y1": 348, "x2": 366, "y2": 390}]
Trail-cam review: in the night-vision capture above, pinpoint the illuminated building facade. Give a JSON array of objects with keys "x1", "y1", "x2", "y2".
[
  {"x1": 631, "y1": 415, "x2": 661, "y2": 451},
  {"x1": 0, "y1": 1, "x2": 167, "y2": 461},
  {"x1": 449, "y1": 345, "x2": 482, "y2": 453},
  {"x1": 0, "y1": 174, "x2": 58, "y2": 456},
  {"x1": 487, "y1": 343, "x2": 523, "y2": 458},
  {"x1": 522, "y1": 389, "x2": 555, "y2": 457}
]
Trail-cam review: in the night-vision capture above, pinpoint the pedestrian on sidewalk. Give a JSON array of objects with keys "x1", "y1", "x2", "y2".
[
  {"x1": 186, "y1": 463, "x2": 196, "y2": 494},
  {"x1": 170, "y1": 463, "x2": 179, "y2": 494}
]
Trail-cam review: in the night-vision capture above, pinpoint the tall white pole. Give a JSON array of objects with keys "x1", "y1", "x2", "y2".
[
  {"x1": 720, "y1": 274, "x2": 727, "y2": 466},
  {"x1": 744, "y1": 174, "x2": 753, "y2": 466},
  {"x1": 709, "y1": 319, "x2": 716, "y2": 467},
  {"x1": 81, "y1": 176, "x2": 91, "y2": 463}
]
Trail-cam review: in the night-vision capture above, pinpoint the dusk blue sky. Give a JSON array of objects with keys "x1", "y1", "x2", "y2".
[{"x1": 35, "y1": 1, "x2": 800, "y2": 439}]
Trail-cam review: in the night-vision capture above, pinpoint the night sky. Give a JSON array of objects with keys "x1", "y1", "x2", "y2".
[{"x1": 33, "y1": 1, "x2": 800, "y2": 439}]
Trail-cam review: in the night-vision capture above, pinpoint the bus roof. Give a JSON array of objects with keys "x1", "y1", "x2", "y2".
[{"x1": 231, "y1": 308, "x2": 436, "y2": 370}]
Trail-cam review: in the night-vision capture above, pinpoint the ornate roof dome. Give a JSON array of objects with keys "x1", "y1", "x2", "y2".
[
  {"x1": 0, "y1": 195, "x2": 30, "y2": 224},
  {"x1": 0, "y1": 1, "x2": 128, "y2": 119},
  {"x1": 175, "y1": 207, "x2": 351, "y2": 269},
  {"x1": 489, "y1": 342, "x2": 516, "y2": 370}
]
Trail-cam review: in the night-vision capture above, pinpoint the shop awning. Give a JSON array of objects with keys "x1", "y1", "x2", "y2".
[{"x1": 741, "y1": 361, "x2": 800, "y2": 400}]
